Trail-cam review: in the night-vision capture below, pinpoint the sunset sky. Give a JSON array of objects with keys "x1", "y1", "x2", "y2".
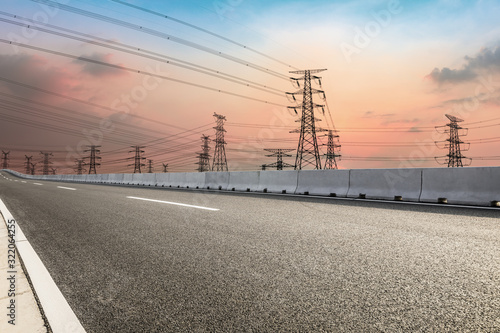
[{"x1": 1, "y1": 0, "x2": 499, "y2": 173}]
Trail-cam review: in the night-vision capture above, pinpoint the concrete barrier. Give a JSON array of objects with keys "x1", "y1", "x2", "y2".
[
  {"x1": 205, "y1": 172, "x2": 229, "y2": 190},
  {"x1": 296, "y1": 169, "x2": 350, "y2": 197},
  {"x1": 347, "y1": 168, "x2": 423, "y2": 201},
  {"x1": 108, "y1": 173, "x2": 124, "y2": 184},
  {"x1": 227, "y1": 171, "x2": 260, "y2": 192},
  {"x1": 122, "y1": 173, "x2": 134, "y2": 185},
  {"x1": 420, "y1": 167, "x2": 500, "y2": 206},
  {"x1": 168, "y1": 173, "x2": 187, "y2": 188},
  {"x1": 139, "y1": 174, "x2": 157, "y2": 186},
  {"x1": 155, "y1": 173, "x2": 170, "y2": 187},
  {"x1": 97, "y1": 174, "x2": 109, "y2": 184},
  {"x1": 257, "y1": 170, "x2": 298, "y2": 194},
  {"x1": 184, "y1": 172, "x2": 206, "y2": 189},
  {"x1": 86, "y1": 174, "x2": 100, "y2": 183}
]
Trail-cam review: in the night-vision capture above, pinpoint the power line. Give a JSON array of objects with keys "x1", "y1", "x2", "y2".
[
  {"x1": 0, "y1": 39, "x2": 286, "y2": 107},
  {"x1": 0, "y1": 14, "x2": 285, "y2": 97},
  {"x1": 110, "y1": 0, "x2": 300, "y2": 71},
  {"x1": 29, "y1": 0, "x2": 290, "y2": 80}
]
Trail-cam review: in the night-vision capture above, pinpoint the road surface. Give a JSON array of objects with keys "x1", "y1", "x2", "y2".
[{"x1": 0, "y1": 171, "x2": 499, "y2": 332}]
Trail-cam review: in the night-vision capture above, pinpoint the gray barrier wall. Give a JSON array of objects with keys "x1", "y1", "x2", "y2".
[
  {"x1": 4, "y1": 167, "x2": 500, "y2": 207},
  {"x1": 205, "y1": 172, "x2": 229, "y2": 190},
  {"x1": 227, "y1": 171, "x2": 260, "y2": 192},
  {"x1": 257, "y1": 170, "x2": 298, "y2": 194},
  {"x1": 347, "y1": 168, "x2": 423, "y2": 201},
  {"x1": 296, "y1": 169, "x2": 350, "y2": 196},
  {"x1": 420, "y1": 167, "x2": 500, "y2": 206}
]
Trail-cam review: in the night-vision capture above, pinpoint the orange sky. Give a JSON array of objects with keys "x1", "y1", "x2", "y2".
[{"x1": 1, "y1": 0, "x2": 499, "y2": 173}]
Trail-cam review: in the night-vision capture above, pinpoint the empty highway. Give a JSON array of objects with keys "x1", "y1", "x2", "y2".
[{"x1": 0, "y1": 171, "x2": 499, "y2": 332}]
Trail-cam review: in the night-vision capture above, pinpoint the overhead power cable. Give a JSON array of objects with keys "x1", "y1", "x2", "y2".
[
  {"x1": 0, "y1": 14, "x2": 285, "y2": 96},
  {"x1": 0, "y1": 76, "x2": 207, "y2": 134},
  {"x1": 0, "y1": 39, "x2": 286, "y2": 107},
  {"x1": 29, "y1": 0, "x2": 290, "y2": 80},
  {"x1": 110, "y1": 0, "x2": 300, "y2": 71}
]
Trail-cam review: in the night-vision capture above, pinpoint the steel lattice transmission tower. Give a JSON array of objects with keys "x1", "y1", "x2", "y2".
[
  {"x1": 51, "y1": 168, "x2": 57, "y2": 175},
  {"x1": 30, "y1": 163, "x2": 36, "y2": 175},
  {"x1": 435, "y1": 114, "x2": 471, "y2": 167},
  {"x1": 25, "y1": 155, "x2": 33, "y2": 174},
  {"x1": 323, "y1": 130, "x2": 341, "y2": 169},
  {"x1": 287, "y1": 69, "x2": 328, "y2": 170},
  {"x1": 40, "y1": 152, "x2": 53, "y2": 175},
  {"x1": 85, "y1": 145, "x2": 101, "y2": 174},
  {"x1": 196, "y1": 135, "x2": 211, "y2": 172},
  {"x1": 1, "y1": 151, "x2": 10, "y2": 169},
  {"x1": 74, "y1": 159, "x2": 86, "y2": 175},
  {"x1": 262, "y1": 149, "x2": 295, "y2": 170},
  {"x1": 212, "y1": 113, "x2": 228, "y2": 171},
  {"x1": 162, "y1": 163, "x2": 168, "y2": 173},
  {"x1": 129, "y1": 146, "x2": 146, "y2": 173},
  {"x1": 147, "y1": 159, "x2": 154, "y2": 173}
]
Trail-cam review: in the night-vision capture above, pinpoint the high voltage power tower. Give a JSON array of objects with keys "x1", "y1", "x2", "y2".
[
  {"x1": 212, "y1": 113, "x2": 228, "y2": 171},
  {"x1": 435, "y1": 114, "x2": 471, "y2": 167},
  {"x1": 129, "y1": 146, "x2": 146, "y2": 173},
  {"x1": 287, "y1": 69, "x2": 328, "y2": 170},
  {"x1": 1, "y1": 151, "x2": 10, "y2": 169},
  {"x1": 24, "y1": 155, "x2": 33, "y2": 174},
  {"x1": 30, "y1": 163, "x2": 36, "y2": 175},
  {"x1": 262, "y1": 149, "x2": 295, "y2": 170},
  {"x1": 85, "y1": 145, "x2": 101, "y2": 174},
  {"x1": 147, "y1": 159, "x2": 154, "y2": 173},
  {"x1": 162, "y1": 163, "x2": 168, "y2": 173},
  {"x1": 40, "y1": 152, "x2": 53, "y2": 175},
  {"x1": 196, "y1": 135, "x2": 211, "y2": 172},
  {"x1": 74, "y1": 159, "x2": 86, "y2": 175},
  {"x1": 323, "y1": 130, "x2": 341, "y2": 169}
]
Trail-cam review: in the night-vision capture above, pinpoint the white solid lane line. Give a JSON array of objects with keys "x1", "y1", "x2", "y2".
[
  {"x1": 0, "y1": 199, "x2": 87, "y2": 333},
  {"x1": 127, "y1": 196, "x2": 219, "y2": 211},
  {"x1": 33, "y1": 183, "x2": 43, "y2": 186},
  {"x1": 21, "y1": 181, "x2": 27, "y2": 183},
  {"x1": 57, "y1": 186, "x2": 76, "y2": 191}
]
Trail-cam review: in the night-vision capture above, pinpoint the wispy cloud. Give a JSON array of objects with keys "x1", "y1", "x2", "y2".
[
  {"x1": 427, "y1": 44, "x2": 500, "y2": 84},
  {"x1": 74, "y1": 52, "x2": 126, "y2": 77}
]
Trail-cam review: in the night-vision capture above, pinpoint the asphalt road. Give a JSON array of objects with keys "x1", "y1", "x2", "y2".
[{"x1": 0, "y1": 171, "x2": 499, "y2": 332}]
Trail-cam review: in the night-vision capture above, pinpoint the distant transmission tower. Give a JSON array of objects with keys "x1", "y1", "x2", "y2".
[
  {"x1": 30, "y1": 163, "x2": 36, "y2": 175},
  {"x1": 262, "y1": 148, "x2": 295, "y2": 170},
  {"x1": 435, "y1": 114, "x2": 471, "y2": 167},
  {"x1": 212, "y1": 113, "x2": 228, "y2": 171},
  {"x1": 147, "y1": 159, "x2": 154, "y2": 173},
  {"x1": 25, "y1": 155, "x2": 33, "y2": 174},
  {"x1": 1, "y1": 151, "x2": 10, "y2": 169},
  {"x1": 196, "y1": 135, "x2": 211, "y2": 172},
  {"x1": 74, "y1": 159, "x2": 86, "y2": 175},
  {"x1": 40, "y1": 152, "x2": 53, "y2": 175},
  {"x1": 323, "y1": 130, "x2": 341, "y2": 169},
  {"x1": 287, "y1": 69, "x2": 328, "y2": 170},
  {"x1": 162, "y1": 163, "x2": 168, "y2": 173},
  {"x1": 85, "y1": 145, "x2": 101, "y2": 174},
  {"x1": 129, "y1": 146, "x2": 146, "y2": 173},
  {"x1": 51, "y1": 168, "x2": 57, "y2": 175}
]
